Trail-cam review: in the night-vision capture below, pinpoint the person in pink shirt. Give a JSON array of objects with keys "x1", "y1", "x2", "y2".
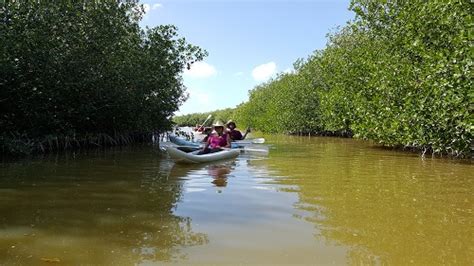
[{"x1": 199, "y1": 121, "x2": 231, "y2": 154}]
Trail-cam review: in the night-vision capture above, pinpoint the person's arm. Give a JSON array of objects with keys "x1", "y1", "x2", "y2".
[
  {"x1": 202, "y1": 137, "x2": 210, "y2": 151},
  {"x1": 224, "y1": 134, "x2": 231, "y2": 148},
  {"x1": 241, "y1": 127, "x2": 251, "y2": 140}
]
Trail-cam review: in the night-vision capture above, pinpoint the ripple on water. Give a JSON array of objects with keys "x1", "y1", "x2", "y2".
[{"x1": 0, "y1": 140, "x2": 472, "y2": 265}]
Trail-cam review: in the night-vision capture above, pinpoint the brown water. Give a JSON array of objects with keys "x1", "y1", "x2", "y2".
[{"x1": 0, "y1": 136, "x2": 472, "y2": 265}]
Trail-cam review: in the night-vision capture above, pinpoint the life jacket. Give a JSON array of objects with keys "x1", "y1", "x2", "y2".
[{"x1": 208, "y1": 133, "x2": 228, "y2": 148}]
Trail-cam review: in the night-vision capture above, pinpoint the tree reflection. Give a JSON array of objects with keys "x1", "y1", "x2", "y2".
[
  {"x1": 0, "y1": 148, "x2": 208, "y2": 264},
  {"x1": 251, "y1": 136, "x2": 473, "y2": 265}
]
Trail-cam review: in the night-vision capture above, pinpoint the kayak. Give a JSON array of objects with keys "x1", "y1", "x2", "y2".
[
  {"x1": 165, "y1": 146, "x2": 240, "y2": 163},
  {"x1": 192, "y1": 131, "x2": 207, "y2": 142},
  {"x1": 169, "y1": 135, "x2": 265, "y2": 148},
  {"x1": 169, "y1": 135, "x2": 201, "y2": 147}
]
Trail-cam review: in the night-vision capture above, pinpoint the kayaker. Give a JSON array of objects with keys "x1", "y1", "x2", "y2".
[
  {"x1": 202, "y1": 127, "x2": 213, "y2": 143},
  {"x1": 199, "y1": 121, "x2": 231, "y2": 154},
  {"x1": 226, "y1": 120, "x2": 250, "y2": 141}
]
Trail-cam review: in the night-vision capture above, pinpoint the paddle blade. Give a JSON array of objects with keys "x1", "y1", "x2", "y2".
[{"x1": 251, "y1": 138, "x2": 265, "y2": 144}]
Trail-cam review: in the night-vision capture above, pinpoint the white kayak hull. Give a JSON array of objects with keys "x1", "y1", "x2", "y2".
[
  {"x1": 166, "y1": 146, "x2": 240, "y2": 163},
  {"x1": 170, "y1": 135, "x2": 265, "y2": 148},
  {"x1": 170, "y1": 136, "x2": 265, "y2": 148}
]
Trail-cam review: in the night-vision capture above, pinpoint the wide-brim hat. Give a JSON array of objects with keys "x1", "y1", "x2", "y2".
[
  {"x1": 226, "y1": 120, "x2": 236, "y2": 126},
  {"x1": 213, "y1": 120, "x2": 225, "y2": 127}
]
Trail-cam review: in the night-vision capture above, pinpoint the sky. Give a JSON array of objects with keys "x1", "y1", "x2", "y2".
[{"x1": 139, "y1": 0, "x2": 354, "y2": 115}]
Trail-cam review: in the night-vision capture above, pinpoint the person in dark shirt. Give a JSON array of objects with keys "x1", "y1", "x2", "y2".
[{"x1": 226, "y1": 120, "x2": 250, "y2": 141}]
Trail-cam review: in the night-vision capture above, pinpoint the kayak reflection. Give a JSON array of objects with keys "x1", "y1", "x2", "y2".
[{"x1": 166, "y1": 162, "x2": 204, "y2": 180}]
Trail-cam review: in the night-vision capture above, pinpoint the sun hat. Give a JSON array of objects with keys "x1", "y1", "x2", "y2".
[{"x1": 213, "y1": 120, "x2": 225, "y2": 127}]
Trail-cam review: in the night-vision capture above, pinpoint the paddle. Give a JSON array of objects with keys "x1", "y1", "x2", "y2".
[
  {"x1": 224, "y1": 146, "x2": 269, "y2": 154},
  {"x1": 197, "y1": 114, "x2": 212, "y2": 132},
  {"x1": 241, "y1": 147, "x2": 269, "y2": 153},
  {"x1": 233, "y1": 138, "x2": 265, "y2": 145},
  {"x1": 250, "y1": 138, "x2": 265, "y2": 144}
]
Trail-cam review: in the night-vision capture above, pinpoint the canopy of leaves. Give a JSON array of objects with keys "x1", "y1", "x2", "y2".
[
  {"x1": 173, "y1": 108, "x2": 236, "y2": 128},
  {"x1": 186, "y1": 0, "x2": 472, "y2": 157},
  {"x1": 1, "y1": 1, "x2": 207, "y2": 154}
]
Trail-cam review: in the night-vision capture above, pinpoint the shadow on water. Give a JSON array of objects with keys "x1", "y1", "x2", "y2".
[
  {"x1": 255, "y1": 135, "x2": 473, "y2": 265},
  {"x1": 0, "y1": 146, "x2": 208, "y2": 264}
]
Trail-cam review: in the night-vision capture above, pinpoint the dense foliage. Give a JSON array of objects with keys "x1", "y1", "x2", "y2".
[
  {"x1": 173, "y1": 108, "x2": 236, "y2": 127},
  {"x1": 231, "y1": 0, "x2": 472, "y2": 157},
  {"x1": 1, "y1": 1, "x2": 206, "y2": 154}
]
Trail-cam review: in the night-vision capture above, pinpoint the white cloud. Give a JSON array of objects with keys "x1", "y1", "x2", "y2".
[
  {"x1": 152, "y1": 3, "x2": 162, "y2": 9},
  {"x1": 184, "y1": 62, "x2": 217, "y2": 78},
  {"x1": 141, "y1": 3, "x2": 162, "y2": 16},
  {"x1": 252, "y1": 62, "x2": 277, "y2": 82}
]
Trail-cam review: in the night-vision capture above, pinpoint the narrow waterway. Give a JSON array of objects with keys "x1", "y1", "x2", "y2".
[{"x1": 0, "y1": 136, "x2": 472, "y2": 264}]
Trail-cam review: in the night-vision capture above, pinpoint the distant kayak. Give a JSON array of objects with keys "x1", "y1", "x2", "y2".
[
  {"x1": 169, "y1": 135, "x2": 201, "y2": 147},
  {"x1": 165, "y1": 146, "x2": 240, "y2": 164}
]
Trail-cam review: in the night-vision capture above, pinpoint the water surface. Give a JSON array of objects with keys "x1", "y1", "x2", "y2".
[{"x1": 0, "y1": 137, "x2": 472, "y2": 264}]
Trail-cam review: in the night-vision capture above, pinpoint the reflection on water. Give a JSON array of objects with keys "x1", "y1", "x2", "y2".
[
  {"x1": 254, "y1": 135, "x2": 473, "y2": 265},
  {"x1": 166, "y1": 161, "x2": 235, "y2": 192},
  {"x1": 0, "y1": 138, "x2": 472, "y2": 264},
  {"x1": 0, "y1": 147, "x2": 208, "y2": 264},
  {"x1": 208, "y1": 164, "x2": 231, "y2": 188}
]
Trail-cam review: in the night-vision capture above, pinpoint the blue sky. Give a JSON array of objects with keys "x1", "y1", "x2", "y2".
[{"x1": 140, "y1": 0, "x2": 354, "y2": 115}]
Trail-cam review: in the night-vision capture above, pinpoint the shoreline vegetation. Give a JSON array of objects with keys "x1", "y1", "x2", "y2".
[
  {"x1": 1, "y1": 1, "x2": 471, "y2": 159},
  {"x1": 174, "y1": 1, "x2": 472, "y2": 159},
  {"x1": 1, "y1": 1, "x2": 206, "y2": 156}
]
